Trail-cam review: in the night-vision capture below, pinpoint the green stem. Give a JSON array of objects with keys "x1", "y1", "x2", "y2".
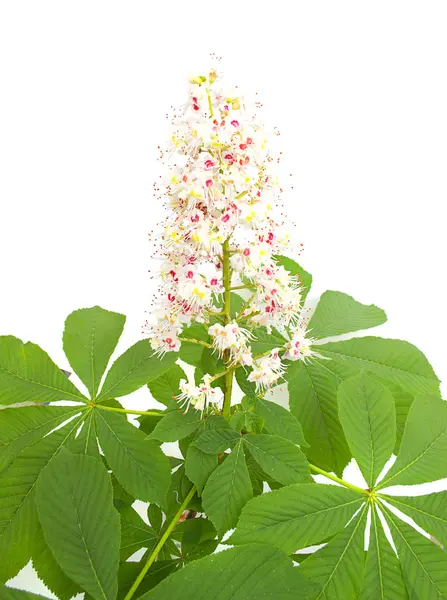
[
  {"x1": 237, "y1": 311, "x2": 261, "y2": 323},
  {"x1": 222, "y1": 237, "x2": 234, "y2": 418},
  {"x1": 124, "y1": 486, "x2": 196, "y2": 600},
  {"x1": 237, "y1": 290, "x2": 257, "y2": 319},
  {"x1": 222, "y1": 238, "x2": 232, "y2": 324},
  {"x1": 230, "y1": 285, "x2": 255, "y2": 291},
  {"x1": 95, "y1": 405, "x2": 163, "y2": 418},
  {"x1": 309, "y1": 464, "x2": 368, "y2": 495},
  {"x1": 178, "y1": 336, "x2": 213, "y2": 349},
  {"x1": 206, "y1": 87, "x2": 214, "y2": 117}
]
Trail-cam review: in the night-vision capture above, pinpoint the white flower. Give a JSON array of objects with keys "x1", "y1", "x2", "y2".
[
  {"x1": 208, "y1": 321, "x2": 253, "y2": 364},
  {"x1": 146, "y1": 69, "x2": 307, "y2": 408},
  {"x1": 283, "y1": 326, "x2": 316, "y2": 362},
  {"x1": 248, "y1": 348, "x2": 284, "y2": 392},
  {"x1": 176, "y1": 373, "x2": 223, "y2": 414}
]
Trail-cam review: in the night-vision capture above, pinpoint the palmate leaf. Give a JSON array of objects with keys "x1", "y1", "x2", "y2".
[
  {"x1": 95, "y1": 409, "x2": 171, "y2": 506},
  {"x1": 0, "y1": 587, "x2": 50, "y2": 600},
  {"x1": 338, "y1": 373, "x2": 396, "y2": 488},
  {"x1": 250, "y1": 327, "x2": 288, "y2": 354},
  {"x1": 317, "y1": 337, "x2": 440, "y2": 397},
  {"x1": 0, "y1": 412, "x2": 83, "y2": 582},
  {"x1": 185, "y1": 445, "x2": 218, "y2": 494},
  {"x1": 139, "y1": 543, "x2": 320, "y2": 600},
  {"x1": 254, "y1": 396, "x2": 308, "y2": 447},
  {"x1": 0, "y1": 405, "x2": 81, "y2": 472},
  {"x1": 35, "y1": 449, "x2": 120, "y2": 600},
  {"x1": 66, "y1": 409, "x2": 100, "y2": 458},
  {"x1": 359, "y1": 508, "x2": 407, "y2": 600},
  {"x1": 192, "y1": 429, "x2": 241, "y2": 454},
  {"x1": 147, "y1": 364, "x2": 185, "y2": 406},
  {"x1": 149, "y1": 407, "x2": 202, "y2": 442},
  {"x1": 119, "y1": 505, "x2": 158, "y2": 561},
  {"x1": 242, "y1": 434, "x2": 312, "y2": 486},
  {"x1": 202, "y1": 439, "x2": 253, "y2": 535},
  {"x1": 231, "y1": 483, "x2": 364, "y2": 553},
  {"x1": 378, "y1": 395, "x2": 447, "y2": 488},
  {"x1": 308, "y1": 291, "x2": 386, "y2": 340},
  {"x1": 116, "y1": 560, "x2": 178, "y2": 599},
  {"x1": 387, "y1": 492, "x2": 447, "y2": 548},
  {"x1": 97, "y1": 339, "x2": 177, "y2": 401},
  {"x1": 383, "y1": 505, "x2": 447, "y2": 599},
  {"x1": 300, "y1": 506, "x2": 368, "y2": 600},
  {"x1": 0, "y1": 336, "x2": 87, "y2": 405},
  {"x1": 286, "y1": 360, "x2": 351, "y2": 476},
  {"x1": 62, "y1": 306, "x2": 126, "y2": 399},
  {"x1": 32, "y1": 530, "x2": 82, "y2": 600}
]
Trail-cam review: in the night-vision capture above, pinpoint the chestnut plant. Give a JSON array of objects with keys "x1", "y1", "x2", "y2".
[{"x1": 1, "y1": 71, "x2": 446, "y2": 600}]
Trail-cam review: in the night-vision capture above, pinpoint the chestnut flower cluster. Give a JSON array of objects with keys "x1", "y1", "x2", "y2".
[{"x1": 146, "y1": 70, "x2": 316, "y2": 413}]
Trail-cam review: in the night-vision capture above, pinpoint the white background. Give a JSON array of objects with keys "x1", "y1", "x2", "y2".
[{"x1": 1, "y1": 1, "x2": 446, "y2": 596}]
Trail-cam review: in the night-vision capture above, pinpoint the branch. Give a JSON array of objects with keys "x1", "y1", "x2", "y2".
[
  {"x1": 95, "y1": 405, "x2": 163, "y2": 418},
  {"x1": 124, "y1": 486, "x2": 197, "y2": 600}
]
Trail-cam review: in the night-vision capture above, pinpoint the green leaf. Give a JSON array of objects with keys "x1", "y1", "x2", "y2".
[
  {"x1": 35, "y1": 449, "x2": 120, "y2": 600},
  {"x1": 192, "y1": 429, "x2": 241, "y2": 454},
  {"x1": 242, "y1": 434, "x2": 312, "y2": 486},
  {"x1": 300, "y1": 506, "x2": 368, "y2": 600},
  {"x1": 116, "y1": 560, "x2": 178, "y2": 599},
  {"x1": 0, "y1": 587, "x2": 51, "y2": 600},
  {"x1": 32, "y1": 531, "x2": 81, "y2": 600},
  {"x1": 308, "y1": 291, "x2": 386, "y2": 339},
  {"x1": 0, "y1": 336, "x2": 87, "y2": 405},
  {"x1": 387, "y1": 492, "x2": 447, "y2": 549},
  {"x1": 147, "y1": 504, "x2": 163, "y2": 532},
  {"x1": 384, "y1": 505, "x2": 447, "y2": 598},
  {"x1": 171, "y1": 517, "x2": 217, "y2": 563},
  {"x1": 202, "y1": 440, "x2": 253, "y2": 535},
  {"x1": 274, "y1": 255, "x2": 312, "y2": 303},
  {"x1": 149, "y1": 407, "x2": 202, "y2": 442},
  {"x1": 66, "y1": 410, "x2": 100, "y2": 458},
  {"x1": 180, "y1": 323, "x2": 211, "y2": 343},
  {"x1": 318, "y1": 337, "x2": 440, "y2": 396},
  {"x1": 185, "y1": 445, "x2": 218, "y2": 494},
  {"x1": 286, "y1": 360, "x2": 351, "y2": 475},
  {"x1": 138, "y1": 543, "x2": 320, "y2": 600},
  {"x1": 380, "y1": 380, "x2": 414, "y2": 454},
  {"x1": 338, "y1": 373, "x2": 396, "y2": 488},
  {"x1": 250, "y1": 327, "x2": 288, "y2": 354},
  {"x1": 255, "y1": 396, "x2": 308, "y2": 447},
  {"x1": 360, "y1": 507, "x2": 407, "y2": 600},
  {"x1": 95, "y1": 409, "x2": 171, "y2": 505},
  {"x1": 178, "y1": 323, "x2": 210, "y2": 365},
  {"x1": 0, "y1": 405, "x2": 81, "y2": 472},
  {"x1": 178, "y1": 343, "x2": 203, "y2": 365},
  {"x1": 97, "y1": 340, "x2": 177, "y2": 400},
  {"x1": 235, "y1": 368, "x2": 257, "y2": 395},
  {"x1": 63, "y1": 306, "x2": 126, "y2": 399},
  {"x1": 0, "y1": 414, "x2": 82, "y2": 582},
  {"x1": 378, "y1": 395, "x2": 447, "y2": 488},
  {"x1": 231, "y1": 483, "x2": 365, "y2": 553},
  {"x1": 137, "y1": 410, "x2": 166, "y2": 436},
  {"x1": 215, "y1": 292, "x2": 245, "y2": 318},
  {"x1": 147, "y1": 364, "x2": 185, "y2": 406},
  {"x1": 120, "y1": 505, "x2": 157, "y2": 561}
]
